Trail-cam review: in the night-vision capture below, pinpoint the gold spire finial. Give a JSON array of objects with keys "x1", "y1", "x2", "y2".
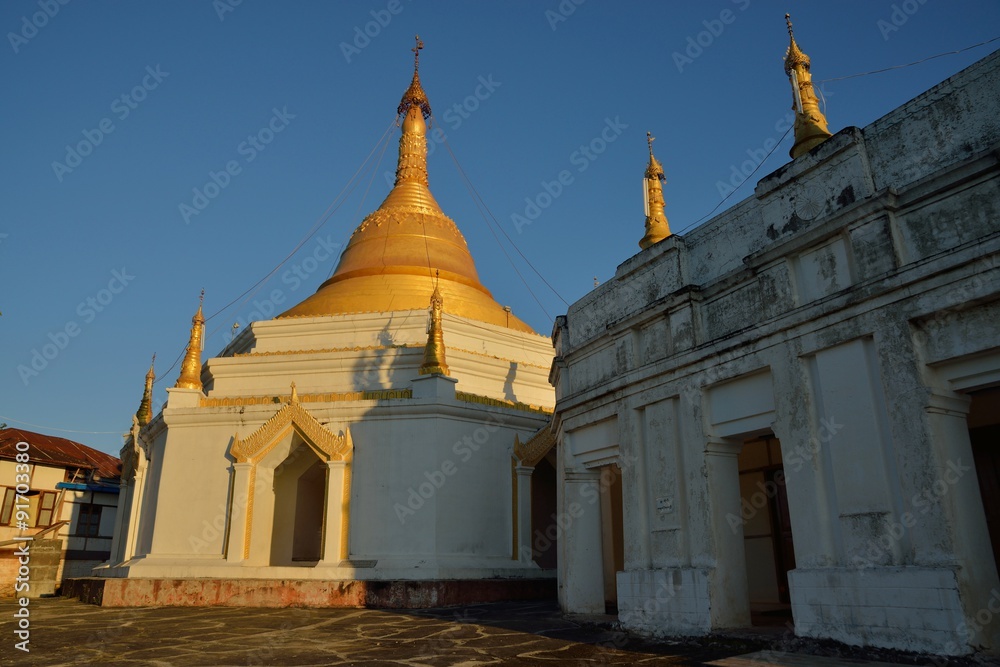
[
  {"x1": 639, "y1": 132, "x2": 671, "y2": 250},
  {"x1": 392, "y1": 37, "x2": 434, "y2": 191},
  {"x1": 135, "y1": 354, "x2": 156, "y2": 427},
  {"x1": 398, "y1": 35, "x2": 431, "y2": 119},
  {"x1": 418, "y1": 284, "x2": 449, "y2": 376},
  {"x1": 174, "y1": 291, "x2": 205, "y2": 391},
  {"x1": 290, "y1": 381, "x2": 298, "y2": 404},
  {"x1": 783, "y1": 14, "x2": 832, "y2": 158},
  {"x1": 412, "y1": 34, "x2": 423, "y2": 71}
]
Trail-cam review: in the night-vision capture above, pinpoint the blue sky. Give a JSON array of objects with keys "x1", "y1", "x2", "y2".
[{"x1": 2, "y1": 0, "x2": 998, "y2": 454}]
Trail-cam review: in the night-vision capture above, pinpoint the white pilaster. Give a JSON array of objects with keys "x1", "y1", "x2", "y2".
[
  {"x1": 321, "y1": 460, "x2": 350, "y2": 564},
  {"x1": 561, "y1": 470, "x2": 605, "y2": 613},
  {"x1": 226, "y1": 462, "x2": 254, "y2": 562},
  {"x1": 704, "y1": 437, "x2": 750, "y2": 628}
]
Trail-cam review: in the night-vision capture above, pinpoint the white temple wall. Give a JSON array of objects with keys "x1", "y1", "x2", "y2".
[
  {"x1": 209, "y1": 312, "x2": 555, "y2": 410},
  {"x1": 552, "y1": 51, "x2": 1000, "y2": 655},
  {"x1": 117, "y1": 383, "x2": 549, "y2": 580}
]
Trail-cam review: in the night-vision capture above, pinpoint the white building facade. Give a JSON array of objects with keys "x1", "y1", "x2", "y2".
[{"x1": 551, "y1": 51, "x2": 1000, "y2": 655}]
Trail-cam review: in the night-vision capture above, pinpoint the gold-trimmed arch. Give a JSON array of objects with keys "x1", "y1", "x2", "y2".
[
  {"x1": 227, "y1": 388, "x2": 354, "y2": 562},
  {"x1": 230, "y1": 400, "x2": 353, "y2": 465},
  {"x1": 513, "y1": 425, "x2": 556, "y2": 467},
  {"x1": 511, "y1": 422, "x2": 557, "y2": 560}
]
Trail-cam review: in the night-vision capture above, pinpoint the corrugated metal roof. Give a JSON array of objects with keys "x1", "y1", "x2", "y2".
[{"x1": 0, "y1": 428, "x2": 121, "y2": 481}]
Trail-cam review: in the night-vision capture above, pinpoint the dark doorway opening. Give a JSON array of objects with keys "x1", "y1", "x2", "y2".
[
  {"x1": 599, "y1": 463, "x2": 624, "y2": 615},
  {"x1": 739, "y1": 435, "x2": 795, "y2": 627},
  {"x1": 969, "y1": 387, "x2": 1000, "y2": 575},
  {"x1": 531, "y1": 455, "x2": 558, "y2": 569}
]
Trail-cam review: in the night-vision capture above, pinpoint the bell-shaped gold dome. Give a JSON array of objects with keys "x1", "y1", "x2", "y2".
[{"x1": 279, "y1": 41, "x2": 534, "y2": 334}]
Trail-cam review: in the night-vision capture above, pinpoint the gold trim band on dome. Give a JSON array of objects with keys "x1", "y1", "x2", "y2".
[
  {"x1": 233, "y1": 345, "x2": 549, "y2": 370},
  {"x1": 202, "y1": 389, "x2": 413, "y2": 407},
  {"x1": 455, "y1": 392, "x2": 552, "y2": 415},
  {"x1": 233, "y1": 345, "x2": 420, "y2": 358}
]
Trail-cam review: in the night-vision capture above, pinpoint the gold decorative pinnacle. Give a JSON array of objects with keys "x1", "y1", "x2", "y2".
[
  {"x1": 174, "y1": 290, "x2": 205, "y2": 391},
  {"x1": 644, "y1": 131, "x2": 665, "y2": 181},
  {"x1": 782, "y1": 13, "x2": 833, "y2": 158},
  {"x1": 135, "y1": 353, "x2": 156, "y2": 427},
  {"x1": 783, "y1": 13, "x2": 809, "y2": 76},
  {"x1": 639, "y1": 132, "x2": 671, "y2": 249},
  {"x1": 290, "y1": 381, "x2": 299, "y2": 404},
  {"x1": 398, "y1": 35, "x2": 432, "y2": 119},
  {"x1": 418, "y1": 283, "x2": 450, "y2": 376}
]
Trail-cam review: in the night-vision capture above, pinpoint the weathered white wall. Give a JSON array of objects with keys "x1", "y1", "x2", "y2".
[{"x1": 553, "y1": 50, "x2": 1000, "y2": 655}]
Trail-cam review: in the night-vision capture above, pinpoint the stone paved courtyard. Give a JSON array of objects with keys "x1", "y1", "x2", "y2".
[{"x1": 0, "y1": 598, "x2": 993, "y2": 666}]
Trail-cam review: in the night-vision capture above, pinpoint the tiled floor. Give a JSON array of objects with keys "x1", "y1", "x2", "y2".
[{"x1": 0, "y1": 597, "x2": 978, "y2": 666}]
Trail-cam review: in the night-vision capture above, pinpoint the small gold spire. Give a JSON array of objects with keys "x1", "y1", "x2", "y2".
[
  {"x1": 290, "y1": 381, "x2": 299, "y2": 404},
  {"x1": 398, "y1": 35, "x2": 431, "y2": 119},
  {"x1": 639, "y1": 132, "x2": 672, "y2": 250},
  {"x1": 135, "y1": 354, "x2": 155, "y2": 427},
  {"x1": 418, "y1": 283, "x2": 450, "y2": 376},
  {"x1": 174, "y1": 291, "x2": 205, "y2": 391},
  {"x1": 783, "y1": 13, "x2": 833, "y2": 159}
]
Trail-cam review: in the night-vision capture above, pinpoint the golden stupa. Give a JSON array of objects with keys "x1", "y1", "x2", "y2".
[{"x1": 280, "y1": 38, "x2": 534, "y2": 334}]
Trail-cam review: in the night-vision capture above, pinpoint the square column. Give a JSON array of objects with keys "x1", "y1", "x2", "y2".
[
  {"x1": 704, "y1": 437, "x2": 750, "y2": 628},
  {"x1": 106, "y1": 478, "x2": 132, "y2": 566},
  {"x1": 515, "y1": 465, "x2": 534, "y2": 562},
  {"x1": 560, "y1": 470, "x2": 604, "y2": 613},
  {"x1": 225, "y1": 462, "x2": 254, "y2": 562},
  {"x1": 321, "y1": 460, "x2": 350, "y2": 564}
]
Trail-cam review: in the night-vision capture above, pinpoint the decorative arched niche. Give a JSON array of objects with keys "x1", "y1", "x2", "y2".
[{"x1": 226, "y1": 386, "x2": 353, "y2": 567}]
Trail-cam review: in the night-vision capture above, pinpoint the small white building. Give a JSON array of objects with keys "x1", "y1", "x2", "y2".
[
  {"x1": 92, "y1": 49, "x2": 558, "y2": 606},
  {"x1": 550, "y1": 41, "x2": 1000, "y2": 656}
]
